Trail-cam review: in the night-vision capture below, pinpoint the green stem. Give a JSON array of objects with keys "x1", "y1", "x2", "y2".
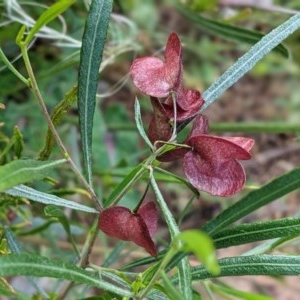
[
  {"x1": 18, "y1": 43, "x2": 101, "y2": 212},
  {"x1": 138, "y1": 246, "x2": 177, "y2": 298},
  {"x1": 148, "y1": 168, "x2": 192, "y2": 300},
  {"x1": 78, "y1": 218, "x2": 99, "y2": 267},
  {"x1": 58, "y1": 218, "x2": 99, "y2": 299},
  {"x1": 149, "y1": 168, "x2": 179, "y2": 238},
  {"x1": 204, "y1": 281, "x2": 217, "y2": 300},
  {"x1": 177, "y1": 194, "x2": 197, "y2": 226},
  {"x1": 0, "y1": 47, "x2": 29, "y2": 86},
  {"x1": 132, "y1": 180, "x2": 151, "y2": 213},
  {"x1": 107, "y1": 146, "x2": 167, "y2": 207},
  {"x1": 108, "y1": 165, "x2": 148, "y2": 207}
]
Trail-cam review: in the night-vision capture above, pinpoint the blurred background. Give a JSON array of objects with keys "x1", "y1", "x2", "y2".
[{"x1": 1, "y1": 0, "x2": 300, "y2": 298}]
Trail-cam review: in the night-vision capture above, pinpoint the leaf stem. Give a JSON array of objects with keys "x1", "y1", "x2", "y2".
[
  {"x1": 148, "y1": 167, "x2": 192, "y2": 300},
  {"x1": 132, "y1": 180, "x2": 151, "y2": 213},
  {"x1": 138, "y1": 245, "x2": 178, "y2": 298},
  {"x1": 0, "y1": 47, "x2": 28, "y2": 86},
  {"x1": 58, "y1": 218, "x2": 99, "y2": 299},
  {"x1": 18, "y1": 43, "x2": 102, "y2": 212}
]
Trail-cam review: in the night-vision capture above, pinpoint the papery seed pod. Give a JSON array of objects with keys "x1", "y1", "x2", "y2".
[{"x1": 99, "y1": 202, "x2": 158, "y2": 257}]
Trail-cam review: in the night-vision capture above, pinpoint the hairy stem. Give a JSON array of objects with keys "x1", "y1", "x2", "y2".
[
  {"x1": 19, "y1": 44, "x2": 102, "y2": 212},
  {"x1": 58, "y1": 218, "x2": 99, "y2": 299}
]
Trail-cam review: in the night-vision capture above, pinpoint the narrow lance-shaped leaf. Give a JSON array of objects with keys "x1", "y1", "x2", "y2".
[
  {"x1": 0, "y1": 47, "x2": 28, "y2": 85},
  {"x1": 0, "y1": 159, "x2": 66, "y2": 192},
  {"x1": 5, "y1": 227, "x2": 22, "y2": 254},
  {"x1": 159, "y1": 271, "x2": 185, "y2": 300},
  {"x1": 4, "y1": 228, "x2": 49, "y2": 298},
  {"x1": 166, "y1": 173, "x2": 300, "y2": 266},
  {"x1": 78, "y1": 0, "x2": 113, "y2": 184},
  {"x1": 0, "y1": 254, "x2": 132, "y2": 297},
  {"x1": 13, "y1": 126, "x2": 24, "y2": 159},
  {"x1": 177, "y1": 230, "x2": 220, "y2": 275},
  {"x1": 23, "y1": 0, "x2": 76, "y2": 45},
  {"x1": 5, "y1": 184, "x2": 98, "y2": 213},
  {"x1": 202, "y1": 168, "x2": 300, "y2": 235},
  {"x1": 134, "y1": 98, "x2": 153, "y2": 149},
  {"x1": 39, "y1": 86, "x2": 78, "y2": 160},
  {"x1": 177, "y1": 4, "x2": 288, "y2": 58},
  {"x1": 213, "y1": 217, "x2": 300, "y2": 249},
  {"x1": 0, "y1": 278, "x2": 16, "y2": 297},
  {"x1": 210, "y1": 283, "x2": 272, "y2": 300},
  {"x1": 104, "y1": 163, "x2": 146, "y2": 208},
  {"x1": 44, "y1": 205, "x2": 80, "y2": 255},
  {"x1": 154, "y1": 167, "x2": 199, "y2": 195},
  {"x1": 188, "y1": 255, "x2": 300, "y2": 281},
  {"x1": 201, "y1": 12, "x2": 300, "y2": 110}
]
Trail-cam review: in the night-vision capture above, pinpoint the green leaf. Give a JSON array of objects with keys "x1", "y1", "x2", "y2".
[
  {"x1": 0, "y1": 238, "x2": 10, "y2": 255},
  {"x1": 78, "y1": 0, "x2": 113, "y2": 184},
  {"x1": 177, "y1": 230, "x2": 220, "y2": 275},
  {"x1": 12, "y1": 126, "x2": 24, "y2": 159},
  {"x1": 104, "y1": 163, "x2": 146, "y2": 207},
  {"x1": 101, "y1": 241, "x2": 126, "y2": 267},
  {"x1": 154, "y1": 167, "x2": 199, "y2": 195},
  {"x1": 40, "y1": 51, "x2": 80, "y2": 78},
  {"x1": 5, "y1": 184, "x2": 98, "y2": 213},
  {"x1": 150, "y1": 174, "x2": 179, "y2": 238},
  {"x1": 183, "y1": 0, "x2": 218, "y2": 12},
  {"x1": 202, "y1": 168, "x2": 300, "y2": 235},
  {"x1": 213, "y1": 217, "x2": 300, "y2": 249},
  {"x1": 134, "y1": 98, "x2": 153, "y2": 149},
  {"x1": 0, "y1": 159, "x2": 66, "y2": 192},
  {"x1": 0, "y1": 126, "x2": 24, "y2": 163},
  {"x1": 0, "y1": 277, "x2": 16, "y2": 297},
  {"x1": 39, "y1": 86, "x2": 78, "y2": 160},
  {"x1": 5, "y1": 227, "x2": 22, "y2": 254},
  {"x1": 121, "y1": 254, "x2": 160, "y2": 271},
  {"x1": 0, "y1": 253, "x2": 133, "y2": 297},
  {"x1": 0, "y1": 133, "x2": 15, "y2": 164},
  {"x1": 24, "y1": 0, "x2": 75, "y2": 45},
  {"x1": 15, "y1": 25, "x2": 26, "y2": 46},
  {"x1": 0, "y1": 47, "x2": 28, "y2": 85},
  {"x1": 81, "y1": 293, "x2": 122, "y2": 300},
  {"x1": 201, "y1": 13, "x2": 300, "y2": 110},
  {"x1": 18, "y1": 220, "x2": 56, "y2": 236},
  {"x1": 159, "y1": 271, "x2": 184, "y2": 300},
  {"x1": 150, "y1": 173, "x2": 192, "y2": 300},
  {"x1": 188, "y1": 255, "x2": 300, "y2": 281},
  {"x1": 98, "y1": 166, "x2": 198, "y2": 191},
  {"x1": 178, "y1": 5, "x2": 288, "y2": 58},
  {"x1": 211, "y1": 283, "x2": 272, "y2": 300},
  {"x1": 5, "y1": 227, "x2": 49, "y2": 298},
  {"x1": 0, "y1": 47, "x2": 29, "y2": 85},
  {"x1": 44, "y1": 205, "x2": 79, "y2": 255}
]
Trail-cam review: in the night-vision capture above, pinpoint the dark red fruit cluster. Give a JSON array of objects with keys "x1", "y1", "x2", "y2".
[
  {"x1": 131, "y1": 32, "x2": 254, "y2": 197},
  {"x1": 99, "y1": 33, "x2": 254, "y2": 257}
]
